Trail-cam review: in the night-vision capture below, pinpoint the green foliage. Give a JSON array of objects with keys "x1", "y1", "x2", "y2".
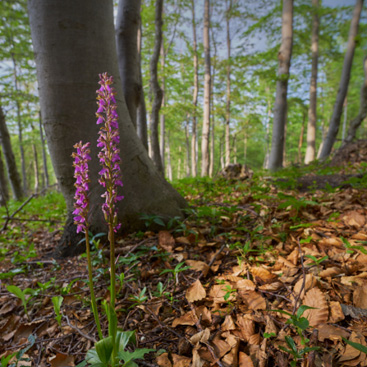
[
  {"x1": 160, "y1": 261, "x2": 191, "y2": 285},
  {"x1": 0, "y1": 335, "x2": 35, "y2": 367},
  {"x1": 52, "y1": 296, "x2": 63, "y2": 327},
  {"x1": 6, "y1": 285, "x2": 37, "y2": 319}
]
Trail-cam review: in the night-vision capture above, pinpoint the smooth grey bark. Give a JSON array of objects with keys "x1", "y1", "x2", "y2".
[
  {"x1": 342, "y1": 97, "x2": 348, "y2": 141},
  {"x1": 166, "y1": 133, "x2": 172, "y2": 181},
  {"x1": 304, "y1": 0, "x2": 319, "y2": 164},
  {"x1": 0, "y1": 148, "x2": 9, "y2": 206},
  {"x1": 191, "y1": 0, "x2": 198, "y2": 177},
  {"x1": 319, "y1": 0, "x2": 364, "y2": 159},
  {"x1": 263, "y1": 87, "x2": 272, "y2": 169},
  {"x1": 345, "y1": 57, "x2": 367, "y2": 144},
  {"x1": 298, "y1": 109, "x2": 306, "y2": 163},
  {"x1": 149, "y1": 0, "x2": 164, "y2": 175},
  {"x1": 160, "y1": 43, "x2": 166, "y2": 175},
  {"x1": 268, "y1": 0, "x2": 293, "y2": 171},
  {"x1": 28, "y1": 0, "x2": 187, "y2": 256},
  {"x1": 0, "y1": 104, "x2": 23, "y2": 201},
  {"x1": 185, "y1": 120, "x2": 190, "y2": 177},
  {"x1": 32, "y1": 143, "x2": 39, "y2": 192},
  {"x1": 225, "y1": 0, "x2": 232, "y2": 167},
  {"x1": 137, "y1": 12, "x2": 148, "y2": 150},
  {"x1": 116, "y1": 0, "x2": 141, "y2": 129},
  {"x1": 201, "y1": 0, "x2": 211, "y2": 176},
  {"x1": 39, "y1": 112, "x2": 49, "y2": 188}
]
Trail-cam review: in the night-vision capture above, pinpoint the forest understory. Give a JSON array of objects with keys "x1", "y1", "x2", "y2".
[{"x1": 2, "y1": 143, "x2": 367, "y2": 367}]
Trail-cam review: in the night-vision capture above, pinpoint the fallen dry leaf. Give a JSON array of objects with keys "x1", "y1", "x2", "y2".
[
  {"x1": 185, "y1": 279, "x2": 206, "y2": 303},
  {"x1": 49, "y1": 353, "x2": 75, "y2": 367},
  {"x1": 303, "y1": 287, "x2": 329, "y2": 327},
  {"x1": 239, "y1": 352, "x2": 254, "y2": 367}
]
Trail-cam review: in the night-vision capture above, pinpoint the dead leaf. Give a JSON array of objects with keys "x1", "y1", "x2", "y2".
[
  {"x1": 250, "y1": 266, "x2": 277, "y2": 283},
  {"x1": 318, "y1": 324, "x2": 349, "y2": 342},
  {"x1": 353, "y1": 281, "x2": 367, "y2": 308},
  {"x1": 341, "y1": 211, "x2": 366, "y2": 228},
  {"x1": 185, "y1": 260, "x2": 209, "y2": 276},
  {"x1": 329, "y1": 301, "x2": 345, "y2": 323},
  {"x1": 186, "y1": 280, "x2": 206, "y2": 303},
  {"x1": 293, "y1": 274, "x2": 318, "y2": 299},
  {"x1": 239, "y1": 352, "x2": 254, "y2": 367},
  {"x1": 240, "y1": 290, "x2": 266, "y2": 310},
  {"x1": 49, "y1": 353, "x2": 75, "y2": 367},
  {"x1": 172, "y1": 312, "x2": 196, "y2": 327},
  {"x1": 221, "y1": 315, "x2": 236, "y2": 331},
  {"x1": 172, "y1": 354, "x2": 191, "y2": 367},
  {"x1": 157, "y1": 353, "x2": 172, "y2": 367},
  {"x1": 303, "y1": 288, "x2": 329, "y2": 327},
  {"x1": 190, "y1": 328, "x2": 210, "y2": 345},
  {"x1": 339, "y1": 332, "x2": 363, "y2": 362}
]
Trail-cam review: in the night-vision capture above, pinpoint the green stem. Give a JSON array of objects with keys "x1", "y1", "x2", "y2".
[
  {"x1": 109, "y1": 223, "x2": 117, "y2": 367},
  {"x1": 85, "y1": 230, "x2": 103, "y2": 340}
]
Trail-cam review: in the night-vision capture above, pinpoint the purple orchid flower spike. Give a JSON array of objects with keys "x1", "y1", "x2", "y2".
[
  {"x1": 96, "y1": 72, "x2": 123, "y2": 232},
  {"x1": 72, "y1": 141, "x2": 91, "y2": 233}
]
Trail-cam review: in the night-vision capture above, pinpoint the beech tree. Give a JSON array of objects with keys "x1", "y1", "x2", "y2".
[
  {"x1": 0, "y1": 104, "x2": 23, "y2": 201},
  {"x1": 201, "y1": 0, "x2": 211, "y2": 176},
  {"x1": 319, "y1": 0, "x2": 364, "y2": 159},
  {"x1": 28, "y1": 0, "x2": 187, "y2": 257},
  {"x1": 0, "y1": 148, "x2": 8, "y2": 205},
  {"x1": 268, "y1": 0, "x2": 294, "y2": 171},
  {"x1": 304, "y1": 0, "x2": 320, "y2": 165}
]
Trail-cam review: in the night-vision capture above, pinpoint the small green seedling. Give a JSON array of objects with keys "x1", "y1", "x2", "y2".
[
  {"x1": 153, "y1": 282, "x2": 166, "y2": 298},
  {"x1": 222, "y1": 285, "x2": 237, "y2": 301},
  {"x1": 37, "y1": 277, "x2": 56, "y2": 293},
  {"x1": 128, "y1": 287, "x2": 148, "y2": 309},
  {"x1": 304, "y1": 255, "x2": 328, "y2": 272},
  {"x1": 52, "y1": 296, "x2": 64, "y2": 327},
  {"x1": 341, "y1": 237, "x2": 367, "y2": 254},
  {"x1": 160, "y1": 262, "x2": 191, "y2": 285},
  {"x1": 140, "y1": 214, "x2": 165, "y2": 228},
  {"x1": 117, "y1": 273, "x2": 125, "y2": 294},
  {"x1": 279, "y1": 335, "x2": 319, "y2": 367},
  {"x1": 1, "y1": 334, "x2": 35, "y2": 367},
  {"x1": 6, "y1": 285, "x2": 37, "y2": 319}
]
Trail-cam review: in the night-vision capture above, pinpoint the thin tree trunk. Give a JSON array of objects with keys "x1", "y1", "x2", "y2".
[
  {"x1": 342, "y1": 97, "x2": 348, "y2": 142},
  {"x1": 201, "y1": 0, "x2": 211, "y2": 176},
  {"x1": 345, "y1": 57, "x2": 367, "y2": 143},
  {"x1": 233, "y1": 134, "x2": 237, "y2": 164},
  {"x1": 32, "y1": 143, "x2": 39, "y2": 192},
  {"x1": 166, "y1": 133, "x2": 172, "y2": 181},
  {"x1": 0, "y1": 148, "x2": 9, "y2": 206},
  {"x1": 209, "y1": 115, "x2": 215, "y2": 177},
  {"x1": 319, "y1": 0, "x2": 364, "y2": 159},
  {"x1": 191, "y1": 0, "x2": 198, "y2": 177},
  {"x1": 220, "y1": 136, "x2": 224, "y2": 169},
  {"x1": 178, "y1": 145, "x2": 182, "y2": 180},
  {"x1": 268, "y1": 0, "x2": 293, "y2": 171},
  {"x1": 39, "y1": 112, "x2": 49, "y2": 188},
  {"x1": 185, "y1": 120, "x2": 191, "y2": 177},
  {"x1": 116, "y1": 0, "x2": 141, "y2": 129},
  {"x1": 263, "y1": 88, "x2": 272, "y2": 169},
  {"x1": 225, "y1": 0, "x2": 232, "y2": 167},
  {"x1": 304, "y1": 0, "x2": 319, "y2": 164},
  {"x1": 160, "y1": 43, "x2": 166, "y2": 175},
  {"x1": 298, "y1": 110, "x2": 306, "y2": 164},
  {"x1": 137, "y1": 11, "x2": 149, "y2": 150},
  {"x1": 149, "y1": 0, "x2": 164, "y2": 174},
  {"x1": 0, "y1": 104, "x2": 23, "y2": 200}
]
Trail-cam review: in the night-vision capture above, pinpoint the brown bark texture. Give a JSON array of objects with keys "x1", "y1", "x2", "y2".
[
  {"x1": 0, "y1": 148, "x2": 9, "y2": 206},
  {"x1": 319, "y1": 0, "x2": 364, "y2": 159}
]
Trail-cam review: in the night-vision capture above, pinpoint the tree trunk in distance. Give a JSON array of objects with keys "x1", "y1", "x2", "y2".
[
  {"x1": 298, "y1": 109, "x2": 306, "y2": 164},
  {"x1": 0, "y1": 148, "x2": 9, "y2": 206},
  {"x1": 263, "y1": 88, "x2": 272, "y2": 169},
  {"x1": 225, "y1": 0, "x2": 232, "y2": 167},
  {"x1": 304, "y1": 0, "x2": 319, "y2": 164},
  {"x1": 116, "y1": 0, "x2": 141, "y2": 129},
  {"x1": 191, "y1": 0, "x2": 199, "y2": 177},
  {"x1": 28, "y1": 0, "x2": 187, "y2": 257},
  {"x1": 269, "y1": 0, "x2": 293, "y2": 171},
  {"x1": 319, "y1": 0, "x2": 364, "y2": 159},
  {"x1": 166, "y1": 133, "x2": 172, "y2": 181},
  {"x1": 136, "y1": 13, "x2": 148, "y2": 150},
  {"x1": 39, "y1": 112, "x2": 49, "y2": 188},
  {"x1": 32, "y1": 143, "x2": 39, "y2": 192},
  {"x1": 201, "y1": 0, "x2": 211, "y2": 176},
  {"x1": 342, "y1": 97, "x2": 348, "y2": 142},
  {"x1": 149, "y1": 0, "x2": 164, "y2": 175},
  {"x1": 0, "y1": 104, "x2": 23, "y2": 201},
  {"x1": 345, "y1": 57, "x2": 367, "y2": 144},
  {"x1": 185, "y1": 120, "x2": 191, "y2": 177},
  {"x1": 160, "y1": 43, "x2": 166, "y2": 175}
]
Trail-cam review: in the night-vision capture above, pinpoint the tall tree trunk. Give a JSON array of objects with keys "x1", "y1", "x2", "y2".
[
  {"x1": 233, "y1": 134, "x2": 237, "y2": 164},
  {"x1": 201, "y1": 0, "x2": 211, "y2": 176},
  {"x1": 32, "y1": 143, "x2": 39, "y2": 192},
  {"x1": 304, "y1": 0, "x2": 319, "y2": 164},
  {"x1": 225, "y1": 0, "x2": 232, "y2": 167},
  {"x1": 137, "y1": 11, "x2": 149, "y2": 150},
  {"x1": 39, "y1": 112, "x2": 49, "y2": 188},
  {"x1": 191, "y1": 0, "x2": 199, "y2": 177},
  {"x1": 149, "y1": 0, "x2": 164, "y2": 174},
  {"x1": 160, "y1": 43, "x2": 166, "y2": 175},
  {"x1": 342, "y1": 97, "x2": 348, "y2": 142},
  {"x1": 166, "y1": 133, "x2": 172, "y2": 181},
  {"x1": 263, "y1": 88, "x2": 272, "y2": 169},
  {"x1": 28, "y1": 0, "x2": 187, "y2": 256},
  {"x1": 185, "y1": 120, "x2": 191, "y2": 177},
  {"x1": 0, "y1": 104, "x2": 23, "y2": 200},
  {"x1": 268, "y1": 0, "x2": 293, "y2": 171},
  {"x1": 116, "y1": 0, "x2": 141, "y2": 129},
  {"x1": 319, "y1": 0, "x2": 364, "y2": 159},
  {"x1": 345, "y1": 57, "x2": 367, "y2": 143},
  {"x1": 0, "y1": 148, "x2": 9, "y2": 206},
  {"x1": 298, "y1": 109, "x2": 306, "y2": 164}
]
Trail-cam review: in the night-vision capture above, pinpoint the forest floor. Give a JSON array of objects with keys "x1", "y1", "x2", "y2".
[{"x1": 2, "y1": 143, "x2": 367, "y2": 366}]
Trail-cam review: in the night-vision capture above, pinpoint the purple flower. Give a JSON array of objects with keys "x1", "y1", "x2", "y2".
[
  {"x1": 72, "y1": 141, "x2": 91, "y2": 233},
  {"x1": 96, "y1": 73, "x2": 123, "y2": 232}
]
